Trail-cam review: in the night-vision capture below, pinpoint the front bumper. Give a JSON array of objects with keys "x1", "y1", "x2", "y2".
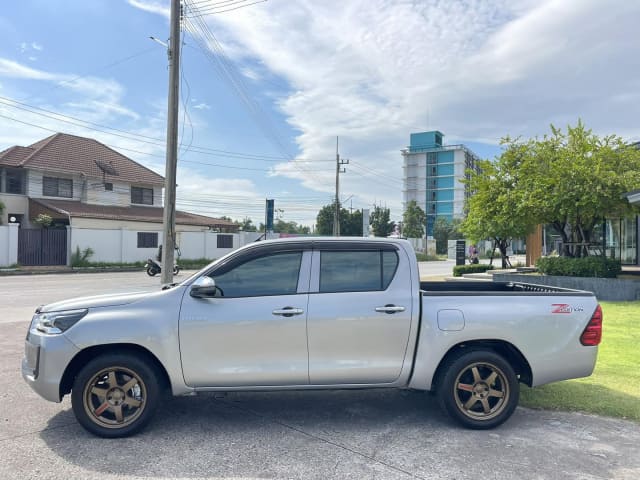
[{"x1": 22, "y1": 327, "x2": 81, "y2": 403}]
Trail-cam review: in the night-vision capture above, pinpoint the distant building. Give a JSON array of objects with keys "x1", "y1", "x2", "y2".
[
  {"x1": 0, "y1": 132, "x2": 240, "y2": 266},
  {"x1": 401, "y1": 131, "x2": 479, "y2": 237}
]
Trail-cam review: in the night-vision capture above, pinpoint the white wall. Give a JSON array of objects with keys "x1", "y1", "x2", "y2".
[
  {"x1": 68, "y1": 227, "x2": 261, "y2": 264},
  {"x1": 0, "y1": 224, "x2": 19, "y2": 267},
  {"x1": 0, "y1": 193, "x2": 28, "y2": 225},
  {"x1": 85, "y1": 178, "x2": 132, "y2": 206}
]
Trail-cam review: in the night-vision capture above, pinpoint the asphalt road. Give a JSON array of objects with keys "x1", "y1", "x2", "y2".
[{"x1": 1, "y1": 271, "x2": 639, "y2": 479}]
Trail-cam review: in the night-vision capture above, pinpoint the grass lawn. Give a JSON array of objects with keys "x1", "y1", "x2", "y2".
[{"x1": 519, "y1": 301, "x2": 640, "y2": 422}]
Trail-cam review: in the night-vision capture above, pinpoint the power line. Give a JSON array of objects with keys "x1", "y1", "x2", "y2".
[
  {"x1": 0, "y1": 96, "x2": 333, "y2": 162},
  {"x1": 185, "y1": 0, "x2": 267, "y2": 17}
]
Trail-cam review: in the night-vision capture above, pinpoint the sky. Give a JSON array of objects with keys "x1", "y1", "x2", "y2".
[{"x1": 0, "y1": 0, "x2": 638, "y2": 227}]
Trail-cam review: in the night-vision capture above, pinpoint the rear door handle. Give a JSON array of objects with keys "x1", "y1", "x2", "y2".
[
  {"x1": 272, "y1": 307, "x2": 304, "y2": 317},
  {"x1": 375, "y1": 304, "x2": 406, "y2": 314}
]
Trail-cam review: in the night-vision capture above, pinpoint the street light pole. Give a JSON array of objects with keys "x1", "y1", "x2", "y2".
[{"x1": 160, "y1": 0, "x2": 181, "y2": 284}]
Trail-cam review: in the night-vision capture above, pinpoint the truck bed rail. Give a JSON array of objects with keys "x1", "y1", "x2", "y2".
[{"x1": 420, "y1": 280, "x2": 593, "y2": 296}]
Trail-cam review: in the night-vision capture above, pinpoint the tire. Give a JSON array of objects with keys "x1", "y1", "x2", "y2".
[
  {"x1": 436, "y1": 349, "x2": 519, "y2": 429},
  {"x1": 173, "y1": 265, "x2": 180, "y2": 275},
  {"x1": 146, "y1": 266, "x2": 157, "y2": 277},
  {"x1": 71, "y1": 353, "x2": 161, "y2": 438}
]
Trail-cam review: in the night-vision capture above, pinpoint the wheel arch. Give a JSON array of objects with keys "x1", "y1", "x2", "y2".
[
  {"x1": 431, "y1": 339, "x2": 533, "y2": 391},
  {"x1": 60, "y1": 343, "x2": 171, "y2": 400}
]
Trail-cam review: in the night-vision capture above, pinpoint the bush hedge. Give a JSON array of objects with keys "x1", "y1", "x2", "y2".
[
  {"x1": 415, "y1": 253, "x2": 445, "y2": 262},
  {"x1": 452, "y1": 264, "x2": 494, "y2": 277},
  {"x1": 536, "y1": 256, "x2": 621, "y2": 278}
]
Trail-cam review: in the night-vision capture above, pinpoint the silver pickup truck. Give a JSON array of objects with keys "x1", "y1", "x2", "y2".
[{"x1": 23, "y1": 238, "x2": 602, "y2": 437}]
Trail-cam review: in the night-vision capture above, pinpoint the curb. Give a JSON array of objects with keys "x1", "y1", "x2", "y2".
[{"x1": 0, "y1": 267, "x2": 144, "y2": 276}]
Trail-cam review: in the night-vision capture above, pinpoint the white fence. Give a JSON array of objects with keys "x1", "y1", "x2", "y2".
[
  {"x1": 68, "y1": 228, "x2": 263, "y2": 264},
  {"x1": 406, "y1": 237, "x2": 436, "y2": 255},
  {"x1": 0, "y1": 224, "x2": 19, "y2": 267}
]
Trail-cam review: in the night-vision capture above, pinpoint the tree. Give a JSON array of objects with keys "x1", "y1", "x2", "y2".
[
  {"x1": 238, "y1": 217, "x2": 257, "y2": 232},
  {"x1": 370, "y1": 206, "x2": 395, "y2": 237},
  {"x1": 402, "y1": 200, "x2": 426, "y2": 239},
  {"x1": 462, "y1": 121, "x2": 640, "y2": 265},
  {"x1": 343, "y1": 209, "x2": 363, "y2": 236},
  {"x1": 274, "y1": 219, "x2": 310, "y2": 234},
  {"x1": 461, "y1": 150, "x2": 536, "y2": 268},
  {"x1": 315, "y1": 201, "x2": 362, "y2": 236},
  {"x1": 521, "y1": 122, "x2": 640, "y2": 257}
]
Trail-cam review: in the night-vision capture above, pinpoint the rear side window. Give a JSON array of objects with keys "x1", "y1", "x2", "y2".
[{"x1": 319, "y1": 250, "x2": 399, "y2": 293}]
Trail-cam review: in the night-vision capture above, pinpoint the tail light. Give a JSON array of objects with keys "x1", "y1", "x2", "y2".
[{"x1": 580, "y1": 304, "x2": 603, "y2": 346}]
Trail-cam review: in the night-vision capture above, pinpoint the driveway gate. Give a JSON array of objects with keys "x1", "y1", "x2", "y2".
[{"x1": 18, "y1": 229, "x2": 67, "y2": 266}]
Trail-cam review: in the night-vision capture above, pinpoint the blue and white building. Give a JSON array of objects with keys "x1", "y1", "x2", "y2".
[{"x1": 401, "y1": 131, "x2": 479, "y2": 237}]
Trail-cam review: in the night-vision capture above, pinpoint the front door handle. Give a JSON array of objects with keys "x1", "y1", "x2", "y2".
[
  {"x1": 375, "y1": 304, "x2": 406, "y2": 314},
  {"x1": 272, "y1": 307, "x2": 304, "y2": 317}
]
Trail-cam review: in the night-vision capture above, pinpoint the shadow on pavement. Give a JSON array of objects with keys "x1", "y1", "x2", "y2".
[{"x1": 39, "y1": 389, "x2": 451, "y2": 479}]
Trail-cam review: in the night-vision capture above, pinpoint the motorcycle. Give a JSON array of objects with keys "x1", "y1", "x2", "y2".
[
  {"x1": 144, "y1": 258, "x2": 180, "y2": 276},
  {"x1": 145, "y1": 245, "x2": 181, "y2": 276}
]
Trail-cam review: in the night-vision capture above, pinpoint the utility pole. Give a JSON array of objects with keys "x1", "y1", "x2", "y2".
[
  {"x1": 333, "y1": 136, "x2": 348, "y2": 236},
  {"x1": 160, "y1": 0, "x2": 181, "y2": 284}
]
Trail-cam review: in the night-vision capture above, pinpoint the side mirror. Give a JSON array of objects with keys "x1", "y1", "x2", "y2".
[{"x1": 190, "y1": 276, "x2": 218, "y2": 298}]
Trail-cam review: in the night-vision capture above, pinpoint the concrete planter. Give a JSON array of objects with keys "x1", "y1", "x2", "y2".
[{"x1": 492, "y1": 273, "x2": 640, "y2": 301}]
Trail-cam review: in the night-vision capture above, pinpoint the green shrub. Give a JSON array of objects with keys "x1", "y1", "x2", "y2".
[
  {"x1": 177, "y1": 258, "x2": 216, "y2": 269},
  {"x1": 452, "y1": 264, "x2": 494, "y2": 277},
  {"x1": 70, "y1": 246, "x2": 95, "y2": 267},
  {"x1": 536, "y1": 256, "x2": 621, "y2": 278},
  {"x1": 415, "y1": 253, "x2": 445, "y2": 262}
]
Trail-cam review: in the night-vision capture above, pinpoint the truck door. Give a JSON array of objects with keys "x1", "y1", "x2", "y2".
[
  {"x1": 179, "y1": 245, "x2": 310, "y2": 387},
  {"x1": 306, "y1": 244, "x2": 413, "y2": 385}
]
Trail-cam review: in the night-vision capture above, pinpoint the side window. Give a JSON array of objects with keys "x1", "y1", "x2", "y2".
[
  {"x1": 211, "y1": 251, "x2": 302, "y2": 298},
  {"x1": 319, "y1": 250, "x2": 399, "y2": 293}
]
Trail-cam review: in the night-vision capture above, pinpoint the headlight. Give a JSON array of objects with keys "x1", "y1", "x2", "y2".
[{"x1": 31, "y1": 309, "x2": 88, "y2": 334}]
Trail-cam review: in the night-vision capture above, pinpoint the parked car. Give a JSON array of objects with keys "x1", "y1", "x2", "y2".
[{"x1": 23, "y1": 238, "x2": 602, "y2": 437}]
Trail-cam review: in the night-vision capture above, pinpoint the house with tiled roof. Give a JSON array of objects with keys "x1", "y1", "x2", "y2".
[{"x1": 0, "y1": 133, "x2": 243, "y2": 266}]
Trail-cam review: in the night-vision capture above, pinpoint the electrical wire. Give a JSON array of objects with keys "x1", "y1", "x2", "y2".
[
  {"x1": 0, "y1": 96, "x2": 333, "y2": 163},
  {"x1": 185, "y1": 0, "x2": 267, "y2": 17}
]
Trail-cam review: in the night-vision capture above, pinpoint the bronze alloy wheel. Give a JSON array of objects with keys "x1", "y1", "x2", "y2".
[
  {"x1": 452, "y1": 361, "x2": 509, "y2": 421},
  {"x1": 437, "y1": 349, "x2": 519, "y2": 429},
  {"x1": 82, "y1": 366, "x2": 147, "y2": 429}
]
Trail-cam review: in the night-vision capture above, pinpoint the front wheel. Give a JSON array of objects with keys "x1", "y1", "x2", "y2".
[
  {"x1": 173, "y1": 265, "x2": 180, "y2": 275},
  {"x1": 437, "y1": 349, "x2": 519, "y2": 429},
  {"x1": 71, "y1": 353, "x2": 161, "y2": 438},
  {"x1": 146, "y1": 266, "x2": 158, "y2": 277}
]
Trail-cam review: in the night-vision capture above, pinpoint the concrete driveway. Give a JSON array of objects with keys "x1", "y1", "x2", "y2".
[{"x1": 1, "y1": 271, "x2": 639, "y2": 479}]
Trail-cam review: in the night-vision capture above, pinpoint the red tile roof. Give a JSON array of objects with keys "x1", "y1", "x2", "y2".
[
  {"x1": 0, "y1": 146, "x2": 35, "y2": 167},
  {"x1": 1, "y1": 133, "x2": 164, "y2": 185},
  {"x1": 30, "y1": 198, "x2": 238, "y2": 229}
]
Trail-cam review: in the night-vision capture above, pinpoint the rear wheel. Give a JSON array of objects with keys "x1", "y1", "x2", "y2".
[
  {"x1": 437, "y1": 349, "x2": 519, "y2": 429},
  {"x1": 146, "y1": 266, "x2": 157, "y2": 276},
  {"x1": 71, "y1": 353, "x2": 161, "y2": 438}
]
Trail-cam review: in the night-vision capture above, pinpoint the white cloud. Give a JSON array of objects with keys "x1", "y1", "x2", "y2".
[
  {"x1": 127, "y1": 0, "x2": 169, "y2": 18},
  {"x1": 192, "y1": 102, "x2": 210, "y2": 110},
  {"x1": 240, "y1": 67, "x2": 260, "y2": 81},
  {"x1": 0, "y1": 58, "x2": 56, "y2": 80},
  {"x1": 187, "y1": 0, "x2": 640, "y2": 217},
  {"x1": 55, "y1": 0, "x2": 640, "y2": 223}
]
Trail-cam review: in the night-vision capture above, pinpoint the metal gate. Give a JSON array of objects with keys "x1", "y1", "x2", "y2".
[{"x1": 18, "y1": 229, "x2": 67, "y2": 266}]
